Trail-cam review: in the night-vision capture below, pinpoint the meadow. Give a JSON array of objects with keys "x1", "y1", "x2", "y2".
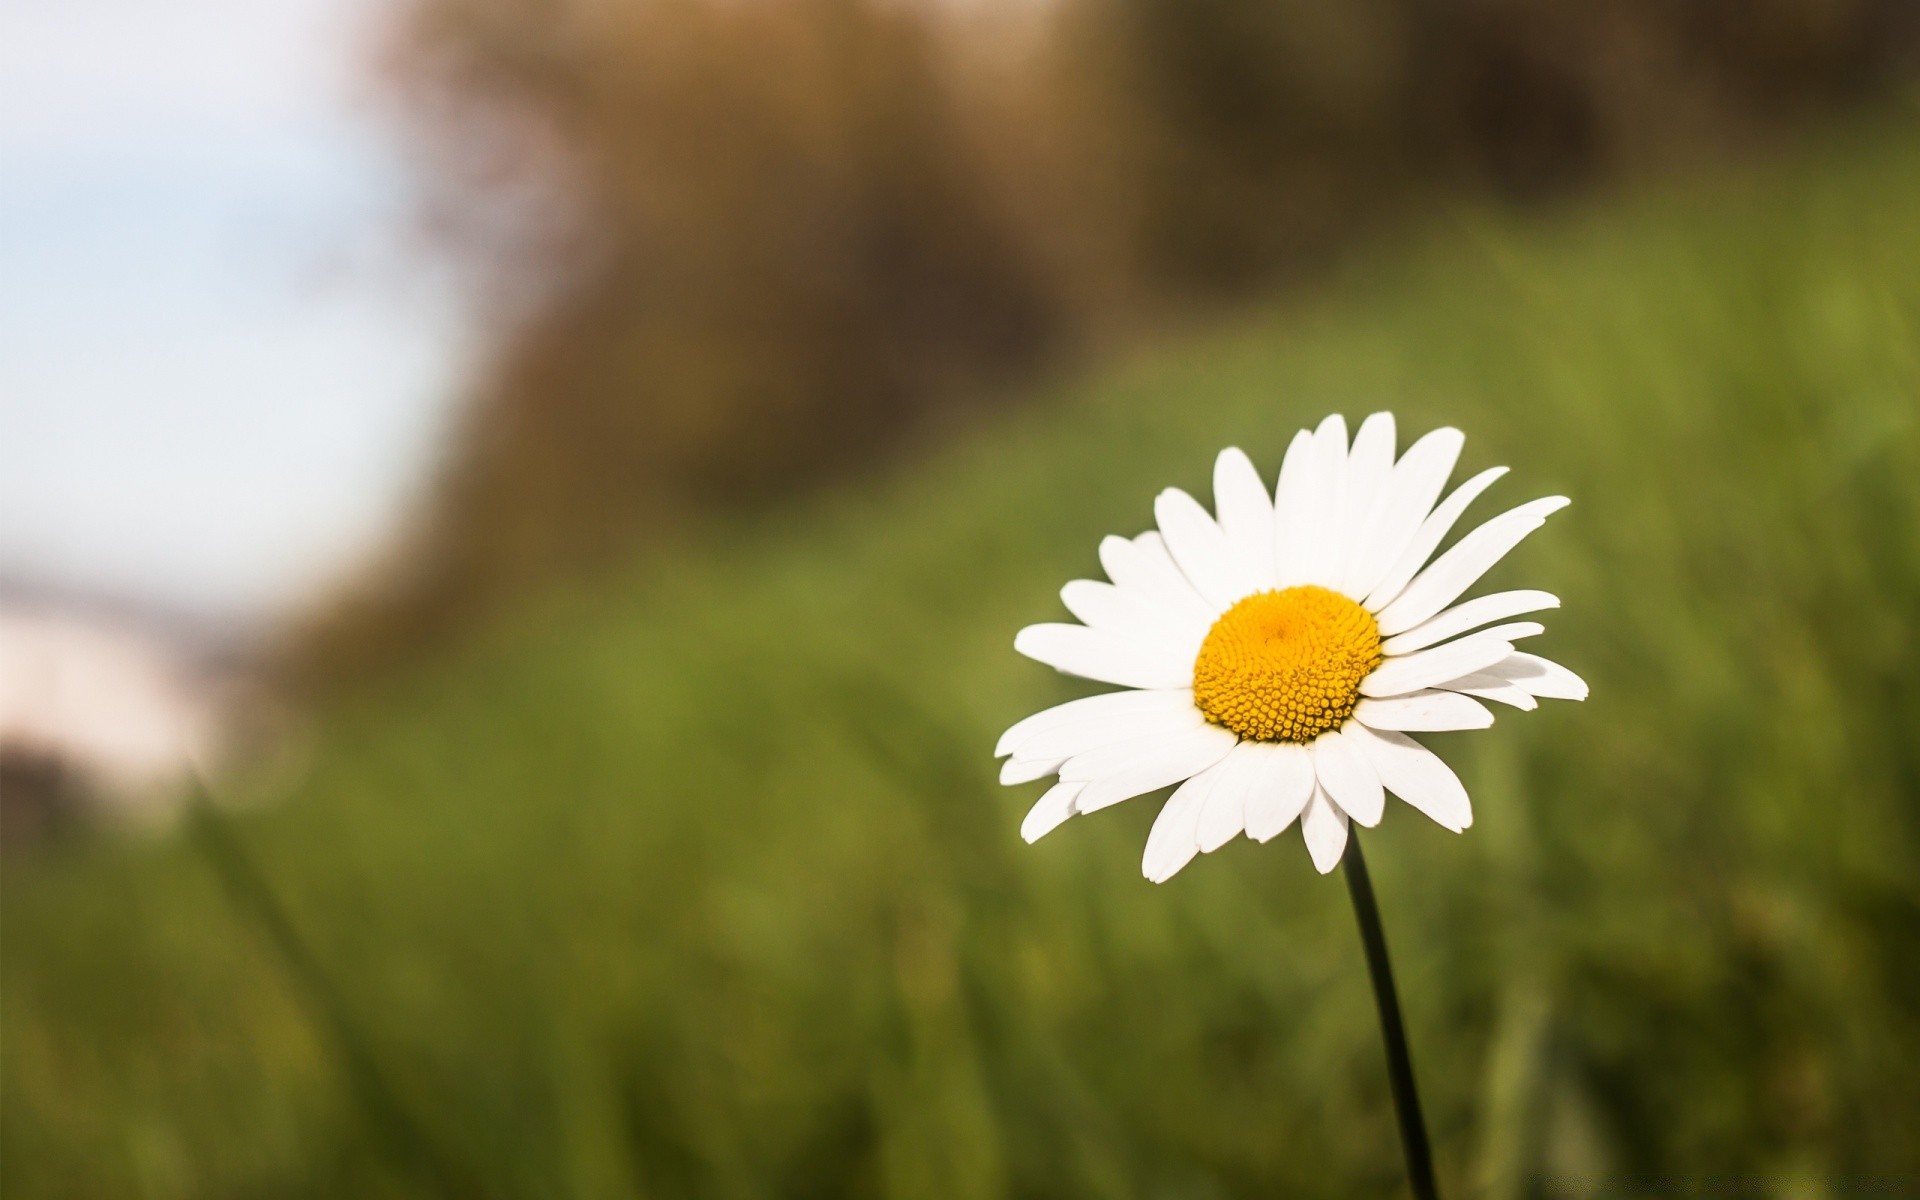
[{"x1": 5, "y1": 117, "x2": 1919, "y2": 1198}]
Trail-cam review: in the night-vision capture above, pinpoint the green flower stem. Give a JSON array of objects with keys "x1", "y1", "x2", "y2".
[{"x1": 1343, "y1": 833, "x2": 1439, "y2": 1200}]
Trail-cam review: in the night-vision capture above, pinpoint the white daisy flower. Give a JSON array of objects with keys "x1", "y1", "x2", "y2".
[{"x1": 998, "y1": 413, "x2": 1586, "y2": 882}]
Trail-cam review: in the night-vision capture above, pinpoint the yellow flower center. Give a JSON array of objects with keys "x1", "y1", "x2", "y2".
[{"x1": 1191, "y1": 585, "x2": 1383, "y2": 743}]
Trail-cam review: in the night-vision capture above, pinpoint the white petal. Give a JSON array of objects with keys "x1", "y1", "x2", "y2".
[
  {"x1": 1196, "y1": 740, "x2": 1266, "y2": 853},
  {"x1": 1001, "y1": 754, "x2": 1064, "y2": 785},
  {"x1": 1486, "y1": 651, "x2": 1589, "y2": 701},
  {"x1": 1298, "y1": 414, "x2": 1350, "y2": 588},
  {"x1": 1311, "y1": 728, "x2": 1384, "y2": 827},
  {"x1": 1057, "y1": 717, "x2": 1235, "y2": 786},
  {"x1": 1343, "y1": 427, "x2": 1465, "y2": 601},
  {"x1": 996, "y1": 688, "x2": 1194, "y2": 757},
  {"x1": 1380, "y1": 589, "x2": 1559, "y2": 655},
  {"x1": 1272, "y1": 428, "x2": 1318, "y2": 586},
  {"x1": 1009, "y1": 703, "x2": 1205, "y2": 761},
  {"x1": 1214, "y1": 447, "x2": 1277, "y2": 590},
  {"x1": 1021, "y1": 782, "x2": 1082, "y2": 843},
  {"x1": 1332, "y1": 412, "x2": 1396, "y2": 598},
  {"x1": 1436, "y1": 619, "x2": 1544, "y2": 646},
  {"x1": 1133, "y1": 532, "x2": 1225, "y2": 615},
  {"x1": 1243, "y1": 741, "x2": 1316, "y2": 842},
  {"x1": 1441, "y1": 673, "x2": 1539, "y2": 710},
  {"x1": 1014, "y1": 623, "x2": 1194, "y2": 689},
  {"x1": 1493, "y1": 620, "x2": 1547, "y2": 639},
  {"x1": 1070, "y1": 723, "x2": 1239, "y2": 812},
  {"x1": 1374, "y1": 496, "x2": 1571, "y2": 636},
  {"x1": 1142, "y1": 758, "x2": 1233, "y2": 883},
  {"x1": 1155, "y1": 488, "x2": 1249, "y2": 611},
  {"x1": 1352, "y1": 690, "x2": 1495, "y2": 732},
  {"x1": 1060, "y1": 579, "x2": 1203, "y2": 656},
  {"x1": 1300, "y1": 785, "x2": 1350, "y2": 874},
  {"x1": 1363, "y1": 465, "x2": 1507, "y2": 611},
  {"x1": 1361, "y1": 631, "x2": 1516, "y2": 697},
  {"x1": 1099, "y1": 535, "x2": 1216, "y2": 627},
  {"x1": 1346, "y1": 724, "x2": 1472, "y2": 832}
]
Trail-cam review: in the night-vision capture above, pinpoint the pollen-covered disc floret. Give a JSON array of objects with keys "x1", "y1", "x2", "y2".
[{"x1": 1192, "y1": 586, "x2": 1383, "y2": 743}]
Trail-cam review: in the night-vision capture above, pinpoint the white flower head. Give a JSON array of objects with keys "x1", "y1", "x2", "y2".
[{"x1": 998, "y1": 413, "x2": 1586, "y2": 882}]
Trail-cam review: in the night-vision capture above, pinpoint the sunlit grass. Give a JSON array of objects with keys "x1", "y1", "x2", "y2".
[{"x1": 6, "y1": 117, "x2": 1920, "y2": 1198}]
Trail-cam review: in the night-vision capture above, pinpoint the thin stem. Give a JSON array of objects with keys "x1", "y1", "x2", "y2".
[{"x1": 1343, "y1": 832, "x2": 1439, "y2": 1200}]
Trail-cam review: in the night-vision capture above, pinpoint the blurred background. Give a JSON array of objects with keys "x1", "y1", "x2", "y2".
[{"x1": 5, "y1": 0, "x2": 1920, "y2": 1193}]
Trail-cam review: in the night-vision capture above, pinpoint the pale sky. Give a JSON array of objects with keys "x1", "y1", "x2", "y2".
[{"x1": 0, "y1": 0, "x2": 462, "y2": 631}]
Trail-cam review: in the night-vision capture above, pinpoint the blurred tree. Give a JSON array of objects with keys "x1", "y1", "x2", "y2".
[
  {"x1": 320, "y1": 0, "x2": 1063, "y2": 670},
  {"x1": 300, "y1": 0, "x2": 1917, "y2": 678}
]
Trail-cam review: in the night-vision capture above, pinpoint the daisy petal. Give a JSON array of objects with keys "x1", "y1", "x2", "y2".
[
  {"x1": 1014, "y1": 623, "x2": 1194, "y2": 689},
  {"x1": 1344, "y1": 427, "x2": 1465, "y2": 600},
  {"x1": 1374, "y1": 496, "x2": 1571, "y2": 635},
  {"x1": 1440, "y1": 673, "x2": 1539, "y2": 710},
  {"x1": 1197, "y1": 740, "x2": 1266, "y2": 853},
  {"x1": 1363, "y1": 465, "x2": 1507, "y2": 611},
  {"x1": 1021, "y1": 782, "x2": 1082, "y2": 843},
  {"x1": 1299, "y1": 414, "x2": 1350, "y2": 588},
  {"x1": 1001, "y1": 754, "x2": 1065, "y2": 785},
  {"x1": 1070, "y1": 724, "x2": 1238, "y2": 812},
  {"x1": 1352, "y1": 690, "x2": 1495, "y2": 732},
  {"x1": 1214, "y1": 447, "x2": 1277, "y2": 590},
  {"x1": 1312, "y1": 728, "x2": 1384, "y2": 827},
  {"x1": 1155, "y1": 488, "x2": 1248, "y2": 611},
  {"x1": 996, "y1": 688, "x2": 1194, "y2": 757},
  {"x1": 1060, "y1": 579, "x2": 1203, "y2": 656},
  {"x1": 1142, "y1": 766, "x2": 1219, "y2": 883},
  {"x1": 1361, "y1": 631, "x2": 1516, "y2": 697},
  {"x1": 1435, "y1": 619, "x2": 1545, "y2": 648},
  {"x1": 1099, "y1": 535, "x2": 1216, "y2": 628},
  {"x1": 1272, "y1": 428, "x2": 1318, "y2": 586},
  {"x1": 1134, "y1": 533, "x2": 1227, "y2": 629},
  {"x1": 1380, "y1": 589, "x2": 1560, "y2": 655},
  {"x1": 1301, "y1": 785, "x2": 1350, "y2": 874},
  {"x1": 1244, "y1": 741, "x2": 1315, "y2": 842},
  {"x1": 1347, "y1": 723, "x2": 1472, "y2": 832},
  {"x1": 1333, "y1": 412, "x2": 1396, "y2": 598},
  {"x1": 1009, "y1": 704, "x2": 1205, "y2": 761},
  {"x1": 1060, "y1": 723, "x2": 1202, "y2": 782},
  {"x1": 1487, "y1": 651, "x2": 1589, "y2": 701}
]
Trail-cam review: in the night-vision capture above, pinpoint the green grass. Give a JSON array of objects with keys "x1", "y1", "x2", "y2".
[{"x1": 8, "y1": 117, "x2": 1920, "y2": 1198}]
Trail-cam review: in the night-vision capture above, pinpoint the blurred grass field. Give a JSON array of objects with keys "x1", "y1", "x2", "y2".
[{"x1": 7, "y1": 117, "x2": 1920, "y2": 1198}]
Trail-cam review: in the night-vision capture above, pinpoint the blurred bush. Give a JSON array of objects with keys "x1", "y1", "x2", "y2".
[{"x1": 304, "y1": 0, "x2": 1918, "y2": 674}]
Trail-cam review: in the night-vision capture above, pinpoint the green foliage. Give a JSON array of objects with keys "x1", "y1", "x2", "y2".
[{"x1": 8, "y1": 121, "x2": 1920, "y2": 1197}]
